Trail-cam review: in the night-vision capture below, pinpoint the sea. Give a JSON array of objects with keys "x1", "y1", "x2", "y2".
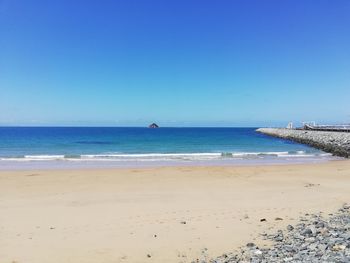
[{"x1": 0, "y1": 127, "x2": 337, "y2": 169}]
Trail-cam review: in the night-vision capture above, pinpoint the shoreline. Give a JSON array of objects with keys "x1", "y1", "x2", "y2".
[
  {"x1": 0, "y1": 153, "x2": 339, "y2": 171},
  {"x1": 0, "y1": 157, "x2": 339, "y2": 171},
  {"x1": 0, "y1": 158, "x2": 345, "y2": 172},
  {"x1": 1, "y1": 160, "x2": 350, "y2": 262}
]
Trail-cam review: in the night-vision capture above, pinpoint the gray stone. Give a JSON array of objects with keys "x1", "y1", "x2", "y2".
[
  {"x1": 302, "y1": 225, "x2": 317, "y2": 236},
  {"x1": 246, "y1": 242, "x2": 256, "y2": 248}
]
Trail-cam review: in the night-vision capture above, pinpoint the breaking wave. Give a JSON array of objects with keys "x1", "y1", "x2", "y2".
[{"x1": 0, "y1": 151, "x2": 332, "y2": 162}]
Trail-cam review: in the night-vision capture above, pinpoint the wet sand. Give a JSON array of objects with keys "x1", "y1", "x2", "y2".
[{"x1": 1, "y1": 160, "x2": 350, "y2": 263}]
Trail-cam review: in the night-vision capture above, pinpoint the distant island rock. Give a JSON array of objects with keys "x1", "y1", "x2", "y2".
[{"x1": 149, "y1": 123, "x2": 159, "y2": 128}]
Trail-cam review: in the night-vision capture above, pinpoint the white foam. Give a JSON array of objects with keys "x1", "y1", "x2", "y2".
[
  {"x1": 24, "y1": 155, "x2": 65, "y2": 160},
  {"x1": 81, "y1": 153, "x2": 221, "y2": 158},
  {"x1": 79, "y1": 153, "x2": 223, "y2": 162},
  {"x1": 0, "y1": 151, "x2": 331, "y2": 162}
]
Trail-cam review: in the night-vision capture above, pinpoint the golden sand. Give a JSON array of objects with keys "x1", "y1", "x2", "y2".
[{"x1": 1, "y1": 160, "x2": 350, "y2": 262}]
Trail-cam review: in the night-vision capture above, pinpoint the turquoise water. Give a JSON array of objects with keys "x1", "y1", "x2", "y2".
[{"x1": 0, "y1": 127, "x2": 333, "y2": 168}]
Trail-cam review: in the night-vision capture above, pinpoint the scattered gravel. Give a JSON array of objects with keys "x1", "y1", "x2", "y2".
[
  {"x1": 201, "y1": 204, "x2": 350, "y2": 263},
  {"x1": 256, "y1": 128, "x2": 350, "y2": 158}
]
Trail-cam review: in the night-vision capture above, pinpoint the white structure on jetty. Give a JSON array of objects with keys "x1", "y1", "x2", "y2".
[{"x1": 286, "y1": 122, "x2": 293, "y2": 129}]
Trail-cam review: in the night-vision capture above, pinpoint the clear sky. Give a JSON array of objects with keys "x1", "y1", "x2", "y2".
[{"x1": 1, "y1": 0, "x2": 349, "y2": 127}]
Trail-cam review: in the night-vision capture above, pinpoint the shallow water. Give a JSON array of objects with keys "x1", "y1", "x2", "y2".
[{"x1": 0, "y1": 127, "x2": 336, "y2": 169}]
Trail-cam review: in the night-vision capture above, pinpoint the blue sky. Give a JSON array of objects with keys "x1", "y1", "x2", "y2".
[{"x1": 1, "y1": 0, "x2": 349, "y2": 127}]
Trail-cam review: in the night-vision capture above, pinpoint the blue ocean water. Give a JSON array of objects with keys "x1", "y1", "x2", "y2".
[{"x1": 0, "y1": 127, "x2": 333, "y2": 168}]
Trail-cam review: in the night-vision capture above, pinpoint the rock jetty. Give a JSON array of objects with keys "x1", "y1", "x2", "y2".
[
  {"x1": 206, "y1": 204, "x2": 350, "y2": 263},
  {"x1": 256, "y1": 128, "x2": 350, "y2": 158}
]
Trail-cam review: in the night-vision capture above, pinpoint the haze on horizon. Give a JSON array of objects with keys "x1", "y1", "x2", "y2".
[{"x1": 1, "y1": 0, "x2": 349, "y2": 127}]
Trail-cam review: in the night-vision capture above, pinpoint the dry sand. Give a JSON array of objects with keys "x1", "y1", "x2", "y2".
[{"x1": 1, "y1": 160, "x2": 350, "y2": 263}]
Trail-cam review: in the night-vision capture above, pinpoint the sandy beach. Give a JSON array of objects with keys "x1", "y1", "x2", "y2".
[{"x1": 1, "y1": 160, "x2": 350, "y2": 263}]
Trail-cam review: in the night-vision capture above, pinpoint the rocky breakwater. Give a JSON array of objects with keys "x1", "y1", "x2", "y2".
[{"x1": 256, "y1": 128, "x2": 350, "y2": 158}]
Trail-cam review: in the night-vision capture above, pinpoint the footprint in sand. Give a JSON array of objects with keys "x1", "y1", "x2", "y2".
[
  {"x1": 304, "y1": 183, "x2": 320, "y2": 188},
  {"x1": 26, "y1": 173, "x2": 40, "y2": 176}
]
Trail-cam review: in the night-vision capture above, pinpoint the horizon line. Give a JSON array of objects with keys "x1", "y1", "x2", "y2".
[{"x1": 0, "y1": 125, "x2": 266, "y2": 128}]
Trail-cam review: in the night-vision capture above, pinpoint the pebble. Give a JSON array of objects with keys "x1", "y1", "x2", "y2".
[
  {"x1": 332, "y1": 244, "x2": 346, "y2": 251},
  {"x1": 287, "y1": 225, "x2": 294, "y2": 231},
  {"x1": 246, "y1": 242, "x2": 255, "y2": 248}
]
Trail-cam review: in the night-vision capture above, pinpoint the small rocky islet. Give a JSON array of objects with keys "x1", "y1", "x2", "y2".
[
  {"x1": 149, "y1": 123, "x2": 159, "y2": 128},
  {"x1": 198, "y1": 204, "x2": 350, "y2": 263}
]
